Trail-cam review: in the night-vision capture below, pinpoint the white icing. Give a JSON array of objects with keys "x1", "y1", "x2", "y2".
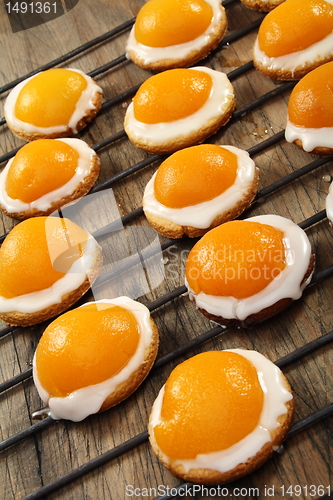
[
  {"x1": 0, "y1": 138, "x2": 98, "y2": 214},
  {"x1": 253, "y1": 25, "x2": 333, "y2": 77},
  {"x1": 143, "y1": 145, "x2": 257, "y2": 228},
  {"x1": 33, "y1": 297, "x2": 155, "y2": 422},
  {"x1": 4, "y1": 68, "x2": 102, "y2": 135},
  {"x1": 124, "y1": 66, "x2": 234, "y2": 147},
  {"x1": 149, "y1": 348, "x2": 293, "y2": 473},
  {"x1": 326, "y1": 181, "x2": 333, "y2": 223},
  {"x1": 126, "y1": 0, "x2": 224, "y2": 65},
  {"x1": 0, "y1": 235, "x2": 100, "y2": 313},
  {"x1": 285, "y1": 119, "x2": 333, "y2": 152},
  {"x1": 186, "y1": 214, "x2": 312, "y2": 321}
]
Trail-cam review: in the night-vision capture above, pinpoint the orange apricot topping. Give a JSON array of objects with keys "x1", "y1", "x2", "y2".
[
  {"x1": 185, "y1": 220, "x2": 286, "y2": 299},
  {"x1": 258, "y1": 0, "x2": 333, "y2": 58},
  {"x1": 133, "y1": 68, "x2": 213, "y2": 124},
  {"x1": 154, "y1": 144, "x2": 238, "y2": 208},
  {"x1": 0, "y1": 217, "x2": 88, "y2": 299},
  {"x1": 288, "y1": 62, "x2": 333, "y2": 128},
  {"x1": 135, "y1": 0, "x2": 213, "y2": 47},
  {"x1": 153, "y1": 351, "x2": 264, "y2": 459},
  {"x1": 35, "y1": 303, "x2": 140, "y2": 397},
  {"x1": 5, "y1": 139, "x2": 79, "y2": 203},
  {"x1": 14, "y1": 69, "x2": 88, "y2": 127}
]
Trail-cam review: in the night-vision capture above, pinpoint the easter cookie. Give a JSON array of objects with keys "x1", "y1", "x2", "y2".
[
  {"x1": 126, "y1": 0, "x2": 227, "y2": 71},
  {"x1": 0, "y1": 216, "x2": 102, "y2": 326},
  {"x1": 33, "y1": 297, "x2": 159, "y2": 421},
  {"x1": 185, "y1": 214, "x2": 314, "y2": 327},
  {"x1": 149, "y1": 349, "x2": 294, "y2": 484},
  {"x1": 143, "y1": 144, "x2": 258, "y2": 238},
  {"x1": 4, "y1": 68, "x2": 103, "y2": 141},
  {"x1": 124, "y1": 67, "x2": 235, "y2": 154},
  {"x1": 0, "y1": 138, "x2": 100, "y2": 219},
  {"x1": 253, "y1": 0, "x2": 333, "y2": 80},
  {"x1": 285, "y1": 62, "x2": 333, "y2": 156}
]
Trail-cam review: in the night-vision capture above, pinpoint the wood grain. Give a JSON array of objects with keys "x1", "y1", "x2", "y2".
[{"x1": 0, "y1": 1, "x2": 332, "y2": 499}]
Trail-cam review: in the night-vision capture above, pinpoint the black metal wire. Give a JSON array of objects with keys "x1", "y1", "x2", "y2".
[
  {"x1": 1, "y1": 253, "x2": 332, "y2": 449},
  {"x1": 0, "y1": 22, "x2": 262, "y2": 165},
  {"x1": 232, "y1": 81, "x2": 296, "y2": 123},
  {"x1": 22, "y1": 431, "x2": 149, "y2": 500},
  {"x1": 0, "y1": 0, "x2": 242, "y2": 130},
  {"x1": 0, "y1": 18, "x2": 135, "y2": 97},
  {"x1": 0, "y1": 59, "x2": 290, "y2": 247},
  {"x1": 0, "y1": 154, "x2": 330, "y2": 334},
  {"x1": 153, "y1": 410, "x2": 333, "y2": 500},
  {"x1": 0, "y1": 324, "x2": 16, "y2": 339},
  {"x1": 0, "y1": 9, "x2": 332, "y2": 499},
  {"x1": 0, "y1": 416, "x2": 53, "y2": 453},
  {"x1": 0, "y1": 367, "x2": 33, "y2": 394},
  {"x1": 299, "y1": 209, "x2": 327, "y2": 230},
  {"x1": 16, "y1": 358, "x2": 333, "y2": 500},
  {"x1": 256, "y1": 159, "x2": 333, "y2": 199}
]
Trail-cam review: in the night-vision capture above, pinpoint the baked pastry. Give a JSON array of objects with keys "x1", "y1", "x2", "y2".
[
  {"x1": 240, "y1": 0, "x2": 284, "y2": 12},
  {"x1": 4, "y1": 68, "x2": 103, "y2": 141},
  {"x1": 149, "y1": 349, "x2": 294, "y2": 484},
  {"x1": 33, "y1": 297, "x2": 159, "y2": 421},
  {"x1": 285, "y1": 62, "x2": 333, "y2": 156},
  {"x1": 124, "y1": 66, "x2": 235, "y2": 154},
  {"x1": 185, "y1": 214, "x2": 314, "y2": 327},
  {"x1": 0, "y1": 138, "x2": 100, "y2": 219},
  {"x1": 143, "y1": 144, "x2": 258, "y2": 238},
  {"x1": 253, "y1": 0, "x2": 333, "y2": 80},
  {"x1": 326, "y1": 181, "x2": 333, "y2": 225},
  {"x1": 0, "y1": 216, "x2": 102, "y2": 326},
  {"x1": 126, "y1": 0, "x2": 227, "y2": 72}
]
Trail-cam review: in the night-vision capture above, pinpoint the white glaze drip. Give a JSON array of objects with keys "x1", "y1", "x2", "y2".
[
  {"x1": 4, "y1": 68, "x2": 102, "y2": 135},
  {"x1": 33, "y1": 297, "x2": 154, "y2": 422},
  {"x1": 0, "y1": 138, "x2": 98, "y2": 213},
  {"x1": 0, "y1": 235, "x2": 100, "y2": 314},
  {"x1": 186, "y1": 214, "x2": 312, "y2": 321},
  {"x1": 143, "y1": 145, "x2": 257, "y2": 228},
  {"x1": 285, "y1": 119, "x2": 333, "y2": 152},
  {"x1": 149, "y1": 349, "x2": 293, "y2": 473},
  {"x1": 124, "y1": 67, "x2": 234, "y2": 147},
  {"x1": 126, "y1": 0, "x2": 224, "y2": 65},
  {"x1": 326, "y1": 181, "x2": 333, "y2": 223}
]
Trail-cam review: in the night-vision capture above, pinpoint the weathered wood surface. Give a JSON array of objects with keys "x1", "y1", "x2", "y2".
[{"x1": 0, "y1": 1, "x2": 332, "y2": 499}]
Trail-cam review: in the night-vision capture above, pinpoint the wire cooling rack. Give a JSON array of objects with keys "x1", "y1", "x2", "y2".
[{"x1": 1, "y1": 1, "x2": 332, "y2": 499}]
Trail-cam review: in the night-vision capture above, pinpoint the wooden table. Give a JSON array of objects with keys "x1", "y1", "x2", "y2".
[{"x1": 0, "y1": 1, "x2": 332, "y2": 499}]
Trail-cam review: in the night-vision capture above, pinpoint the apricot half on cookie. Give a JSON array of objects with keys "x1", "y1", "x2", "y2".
[
  {"x1": 253, "y1": 0, "x2": 333, "y2": 80},
  {"x1": 0, "y1": 216, "x2": 102, "y2": 327},
  {"x1": 4, "y1": 68, "x2": 103, "y2": 141},
  {"x1": 124, "y1": 67, "x2": 235, "y2": 154},
  {"x1": 33, "y1": 297, "x2": 159, "y2": 421},
  {"x1": 126, "y1": 0, "x2": 227, "y2": 71},
  {"x1": 285, "y1": 62, "x2": 333, "y2": 156},
  {"x1": 0, "y1": 138, "x2": 100, "y2": 219},
  {"x1": 185, "y1": 214, "x2": 313, "y2": 327},
  {"x1": 143, "y1": 144, "x2": 258, "y2": 238},
  {"x1": 149, "y1": 349, "x2": 294, "y2": 484}
]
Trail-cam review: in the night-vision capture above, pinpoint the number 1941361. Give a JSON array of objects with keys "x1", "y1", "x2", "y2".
[{"x1": 6, "y1": 2, "x2": 58, "y2": 14}]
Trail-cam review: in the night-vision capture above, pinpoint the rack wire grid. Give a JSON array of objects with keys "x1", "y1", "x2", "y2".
[{"x1": 0, "y1": 1, "x2": 332, "y2": 499}]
